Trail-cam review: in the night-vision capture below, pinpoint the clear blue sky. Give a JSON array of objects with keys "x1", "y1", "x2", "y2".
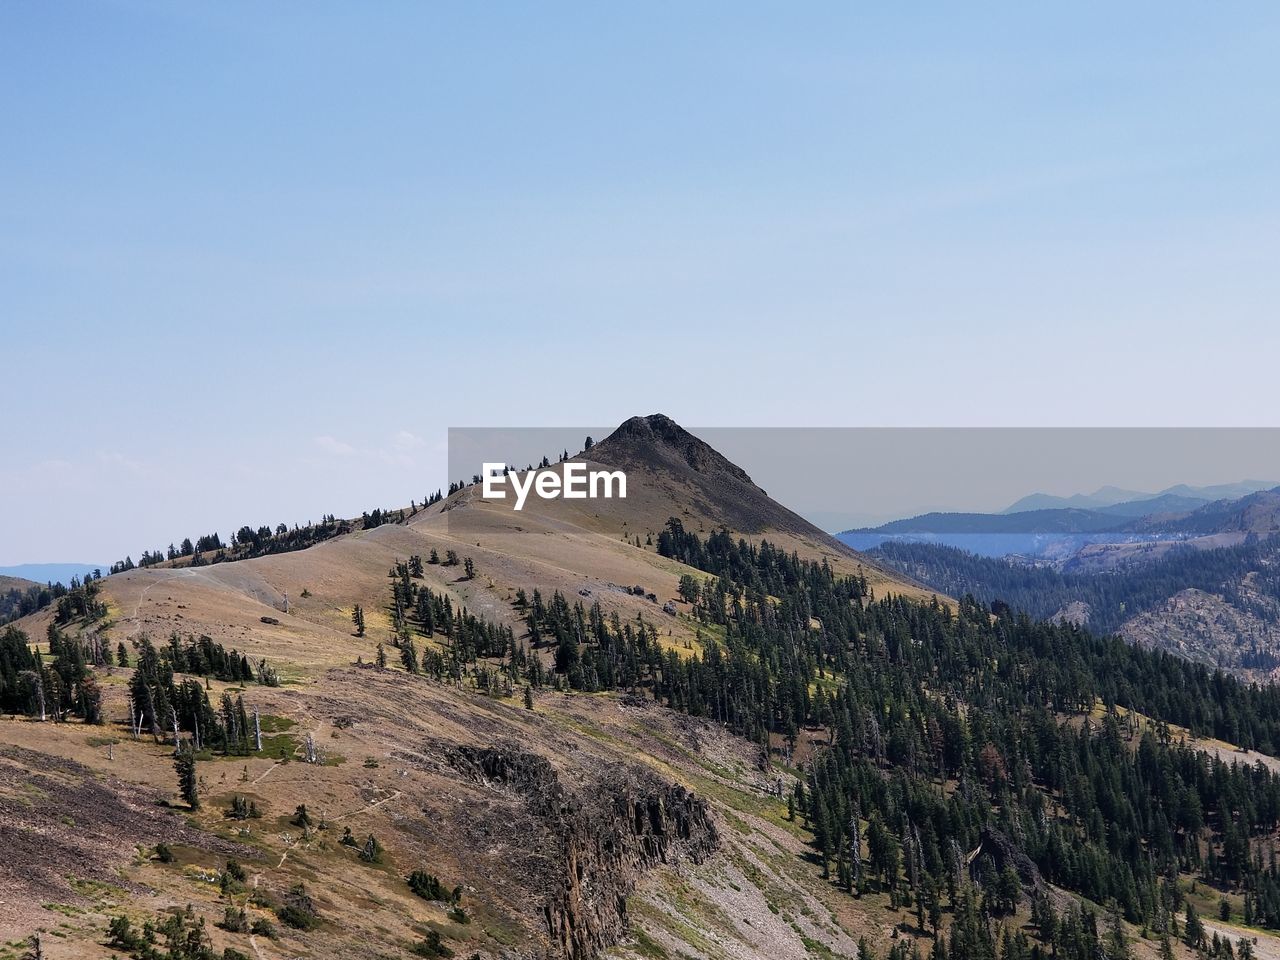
[{"x1": 3, "y1": 3, "x2": 1279, "y2": 565}]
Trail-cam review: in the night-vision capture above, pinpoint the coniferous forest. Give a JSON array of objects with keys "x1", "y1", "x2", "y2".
[
  {"x1": 870, "y1": 538, "x2": 1280, "y2": 637},
  {"x1": 367, "y1": 518, "x2": 1280, "y2": 958},
  {"x1": 12, "y1": 511, "x2": 1280, "y2": 958}
]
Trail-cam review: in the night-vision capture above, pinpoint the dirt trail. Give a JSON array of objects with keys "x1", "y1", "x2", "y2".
[{"x1": 331, "y1": 789, "x2": 403, "y2": 823}]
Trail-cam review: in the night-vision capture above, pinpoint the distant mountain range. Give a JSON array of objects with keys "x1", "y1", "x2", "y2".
[
  {"x1": 0, "y1": 562, "x2": 105, "y2": 585},
  {"x1": 840, "y1": 482, "x2": 1280, "y2": 563},
  {"x1": 1002, "y1": 480, "x2": 1278, "y2": 514}
]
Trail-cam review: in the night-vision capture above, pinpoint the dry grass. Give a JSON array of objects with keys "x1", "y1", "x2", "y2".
[{"x1": 0, "y1": 441, "x2": 1253, "y2": 960}]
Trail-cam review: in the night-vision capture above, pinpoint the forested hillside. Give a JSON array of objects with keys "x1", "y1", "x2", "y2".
[
  {"x1": 8, "y1": 418, "x2": 1280, "y2": 960},
  {"x1": 870, "y1": 538, "x2": 1280, "y2": 637},
  {"x1": 360, "y1": 516, "x2": 1280, "y2": 956}
]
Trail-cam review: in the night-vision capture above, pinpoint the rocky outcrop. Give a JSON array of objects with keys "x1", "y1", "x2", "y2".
[
  {"x1": 969, "y1": 825, "x2": 1044, "y2": 894},
  {"x1": 447, "y1": 744, "x2": 718, "y2": 960},
  {"x1": 1120, "y1": 586, "x2": 1280, "y2": 677}
]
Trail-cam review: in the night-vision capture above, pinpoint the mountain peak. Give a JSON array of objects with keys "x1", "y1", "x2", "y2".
[{"x1": 590, "y1": 414, "x2": 754, "y2": 485}]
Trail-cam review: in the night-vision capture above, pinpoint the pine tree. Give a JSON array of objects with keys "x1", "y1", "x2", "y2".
[
  {"x1": 174, "y1": 740, "x2": 199, "y2": 809},
  {"x1": 1106, "y1": 902, "x2": 1130, "y2": 960},
  {"x1": 401, "y1": 638, "x2": 419, "y2": 674},
  {"x1": 524, "y1": 685, "x2": 534, "y2": 710},
  {"x1": 79, "y1": 675, "x2": 103, "y2": 725},
  {"x1": 1184, "y1": 903, "x2": 1204, "y2": 949},
  {"x1": 352, "y1": 605, "x2": 366, "y2": 637}
]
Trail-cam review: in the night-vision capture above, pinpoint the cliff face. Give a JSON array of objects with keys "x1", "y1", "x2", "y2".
[{"x1": 448, "y1": 745, "x2": 718, "y2": 960}]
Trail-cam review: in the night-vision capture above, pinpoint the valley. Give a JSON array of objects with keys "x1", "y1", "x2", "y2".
[{"x1": 849, "y1": 484, "x2": 1280, "y2": 680}]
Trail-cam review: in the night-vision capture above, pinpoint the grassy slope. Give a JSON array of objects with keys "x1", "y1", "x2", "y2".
[
  {"x1": 1, "y1": 484, "x2": 938, "y2": 960},
  {"x1": 0, "y1": 470, "x2": 1248, "y2": 960}
]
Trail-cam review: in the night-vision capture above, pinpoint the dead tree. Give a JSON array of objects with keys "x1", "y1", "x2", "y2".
[
  {"x1": 143, "y1": 684, "x2": 161, "y2": 741},
  {"x1": 19, "y1": 671, "x2": 46, "y2": 722},
  {"x1": 848, "y1": 805, "x2": 862, "y2": 895}
]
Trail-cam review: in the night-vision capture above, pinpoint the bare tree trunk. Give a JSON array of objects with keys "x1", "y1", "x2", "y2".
[
  {"x1": 143, "y1": 684, "x2": 160, "y2": 741},
  {"x1": 19, "y1": 672, "x2": 46, "y2": 722},
  {"x1": 849, "y1": 806, "x2": 862, "y2": 895}
]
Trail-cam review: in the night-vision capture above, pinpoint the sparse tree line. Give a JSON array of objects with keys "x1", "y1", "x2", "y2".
[
  {"x1": 151, "y1": 630, "x2": 280, "y2": 687},
  {"x1": 1, "y1": 622, "x2": 276, "y2": 749},
  {"x1": 367, "y1": 558, "x2": 527, "y2": 691},
  {"x1": 3, "y1": 570, "x2": 110, "y2": 628},
  {"x1": 127, "y1": 635, "x2": 267, "y2": 755},
  {"x1": 107, "y1": 507, "x2": 420, "y2": 576},
  {"x1": 448, "y1": 436, "x2": 602, "y2": 496},
  {"x1": 112, "y1": 518, "x2": 349, "y2": 573},
  {"x1": 0, "y1": 623, "x2": 103, "y2": 723}
]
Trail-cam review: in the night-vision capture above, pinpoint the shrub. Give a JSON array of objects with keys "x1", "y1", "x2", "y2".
[
  {"x1": 411, "y1": 931, "x2": 454, "y2": 958},
  {"x1": 408, "y1": 870, "x2": 446, "y2": 901},
  {"x1": 107, "y1": 915, "x2": 142, "y2": 950},
  {"x1": 277, "y1": 883, "x2": 320, "y2": 930},
  {"x1": 250, "y1": 918, "x2": 277, "y2": 939},
  {"x1": 228, "y1": 795, "x2": 261, "y2": 820},
  {"x1": 220, "y1": 906, "x2": 249, "y2": 933}
]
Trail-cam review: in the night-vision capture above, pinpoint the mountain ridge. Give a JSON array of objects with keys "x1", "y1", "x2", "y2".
[
  {"x1": 1001, "y1": 479, "x2": 1278, "y2": 515},
  {"x1": 0, "y1": 562, "x2": 105, "y2": 585},
  {"x1": 0, "y1": 414, "x2": 934, "y2": 959},
  {"x1": 7, "y1": 413, "x2": 1280, "y2": 960}
]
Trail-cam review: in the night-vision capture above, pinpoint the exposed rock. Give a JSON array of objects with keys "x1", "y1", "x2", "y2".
[
  {"x1": 1120, "y1": 585, "x2": 1280, "y2": 677},
  {"x1": 447, "y1": 744, "x2": 718, "y2": 960},
  {"x1": 969, "y1": 825, "x2": 1044, "y2": 894},
  {"x1": 1051, "y1": 600, "x2": 1091, "y2": 627}
]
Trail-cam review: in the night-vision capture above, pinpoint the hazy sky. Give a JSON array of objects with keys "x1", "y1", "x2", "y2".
[
  {"x1": 449, "y1": 427, "x2": 1280, "y2": 533},
  {"x1": 3, "y1": 3, "x2": 1280, "y2": 564}
]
